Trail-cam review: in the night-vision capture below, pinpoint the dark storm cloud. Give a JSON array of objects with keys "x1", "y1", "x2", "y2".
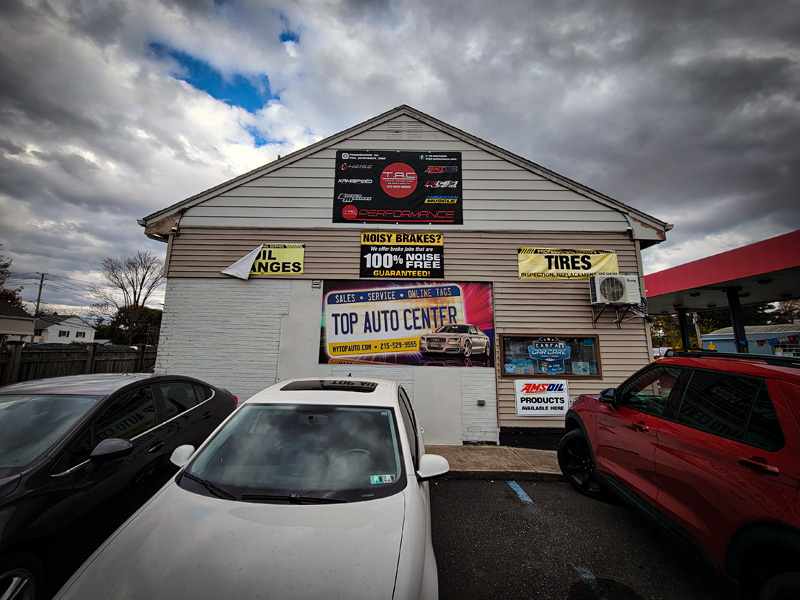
[{"x1": 1, "y1": 0, "x2": 798, "y2": 313}]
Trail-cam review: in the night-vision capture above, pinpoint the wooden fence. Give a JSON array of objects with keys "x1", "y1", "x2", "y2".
[{"x1": 0, "y1": 343, "x2": 157, "y2": 386}]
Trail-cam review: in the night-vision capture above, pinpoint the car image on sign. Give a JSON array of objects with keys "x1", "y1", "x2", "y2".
[{"x1": 419, "y1": 324, "x2": 490, "y2": 357}]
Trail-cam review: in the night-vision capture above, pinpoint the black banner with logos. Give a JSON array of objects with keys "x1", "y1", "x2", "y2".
[
  {"x1": 360, "y1": 232, "x2": 444, "y2": 278},
  {"x1": 333, "y1": 150, "x2": 462, "y2": 224}
]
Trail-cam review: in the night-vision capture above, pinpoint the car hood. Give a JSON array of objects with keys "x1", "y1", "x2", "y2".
[{"x1": 57, "y1": 480, "x2": 407, "y2": 600}]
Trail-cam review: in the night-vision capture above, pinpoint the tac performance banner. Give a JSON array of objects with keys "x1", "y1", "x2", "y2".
[
  {"x1": 320, "y1": 281, "x2": 494, "y2": 367},
  {"x1": 518, "y1": 248, "x2": 619, "y2": 280},
  {"x1": 360, "y1": 232, "x2": 444, "y2": 278},
  {"x1": 333, "y1": 150, "x2": 462, "y2": 225}
]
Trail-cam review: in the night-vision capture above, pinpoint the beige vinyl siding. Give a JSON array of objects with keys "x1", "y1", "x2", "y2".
[
  {"x1": 178, "y1": 116, "x2": 628, "y2": 233},
  {"x1": 166, "y1": 228, "x2": 651, "y2": 427}
]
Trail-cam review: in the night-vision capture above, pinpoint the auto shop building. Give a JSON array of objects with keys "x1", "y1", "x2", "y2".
[{"x1": 140, "y1": 105, "x2": 671, "y2": 445}]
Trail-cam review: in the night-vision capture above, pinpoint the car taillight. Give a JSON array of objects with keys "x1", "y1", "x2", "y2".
[{"x1": 232, "y1": 394, "x2": 239, "y2": 406}]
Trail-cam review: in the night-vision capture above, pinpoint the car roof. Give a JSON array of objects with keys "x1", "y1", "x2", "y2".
[
  {"x1": 247, "y1": 377, "x2": 401, "y2": 408},
  {"x1": 658, "y1": 355, "x2": 800, "y2": 382},
  {"x1": 0, "y1": 373, "x2": 156, "y2": 396}
]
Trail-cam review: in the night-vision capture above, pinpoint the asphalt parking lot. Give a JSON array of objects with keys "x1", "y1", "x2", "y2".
[
  {"x1": 430, "y1": 478, "x2": 733, "y2": 600},
  {"x1": 41, "y1": 473, "x2": 732, "y2": 600}
]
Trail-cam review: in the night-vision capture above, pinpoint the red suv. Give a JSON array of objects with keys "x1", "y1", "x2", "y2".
[{"x1": 558, "y1": 350, "x2": 800, "y2": 600}]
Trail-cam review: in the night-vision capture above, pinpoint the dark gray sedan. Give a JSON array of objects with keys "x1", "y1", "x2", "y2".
[{"x1": 0, "y1": 373, "x2": 237, "y2": 600}]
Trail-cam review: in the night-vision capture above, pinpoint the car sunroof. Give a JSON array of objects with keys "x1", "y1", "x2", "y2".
[{"x1": 280, "y1": 380, "x2": 379, "y2": 393}]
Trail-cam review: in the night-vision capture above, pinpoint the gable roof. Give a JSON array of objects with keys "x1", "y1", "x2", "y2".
[
  {"x1": 0, "y1": 299, "x2": 33, "y2": 319},
  {"x1": 35, "y1": 315, "x2": 94, "y2": 330},
  {"x1": 140, "y1": 104, "x2": 671, "y2": 242}
]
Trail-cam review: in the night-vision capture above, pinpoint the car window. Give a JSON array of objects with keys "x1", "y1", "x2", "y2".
[
  {"x1": 193, "y1": 384, "x2": 213, "y2": 402},
  {"x1": 744, "y1": 384, "x2": 784, "y2": 451},
  {"x1": 61, "y1": 386, "x2": 157, "y2": 469},
  {"x1": 0, "y1": 394, "x2": 99, "y2": 476},
  {"x1": 675, "y1": 370, "x2": 762, "y2": 442},
  {"x1": 617, "y1": 366, "x2": 683, "y2": 417},
  {"x1": 398, "y1": 387, "x2": 419, "y2": 469},
  {"x1": 159, "y1": 382, "x2": 200, "y2": 418},
  {"x1": 181, "y1": 404, "x2": 406, "y2": 503}
]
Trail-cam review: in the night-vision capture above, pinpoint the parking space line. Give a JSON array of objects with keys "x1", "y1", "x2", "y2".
[
  {"x1": 573, "y1": 566, "x2": 609, "y2": 600},
  {"x1": 507, "y1": 481, "x2": 532, "y2": 503}
]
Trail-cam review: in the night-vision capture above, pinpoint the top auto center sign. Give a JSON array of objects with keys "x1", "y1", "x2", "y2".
[{"x1": 333, "y1": 150, "x2": 462, "y2": 225}]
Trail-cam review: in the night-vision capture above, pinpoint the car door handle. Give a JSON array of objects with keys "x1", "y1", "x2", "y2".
[
  {"x1": 202, "y1": 411, "x2": 214, "y2": 420},
  {"x1": 739, "y1": 457, "x2": 780, "y2": 475},
  {"x1": 629, "y1": 421, "x2": 650, "y2": 432},
  {"x1": 148, "y1": 442, "x2": 165, "y2": 454}
]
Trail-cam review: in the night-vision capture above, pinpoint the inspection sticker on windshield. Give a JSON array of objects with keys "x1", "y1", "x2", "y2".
[{"x1": 370, "y1": 474, "x2": 396, "y2": 484}]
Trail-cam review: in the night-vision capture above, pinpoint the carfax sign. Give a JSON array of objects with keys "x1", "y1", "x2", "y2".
[
  {"x1": 333, "y1": 150, "x2": 462, "y2": 224},
  {"x1": 518, "y1": 248, "x2": 618, "y2": 280},
  {"x1": 514, "y1": 380, "x2": 570, "y2": 416},
  {"x1": 320, "y1": 280, "x2": 494, "y2": 367},
  {"x1": 360, "y1": 232, "x2": 444, "y2": 278}
]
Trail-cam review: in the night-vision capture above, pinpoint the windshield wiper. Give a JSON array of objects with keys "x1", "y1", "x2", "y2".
[
  {"x1": 182, "y1": 472, "x2": 236, "y2": 500},
  {"x1": 240, "y1": 493, "x2": 346, "y2": 504}
]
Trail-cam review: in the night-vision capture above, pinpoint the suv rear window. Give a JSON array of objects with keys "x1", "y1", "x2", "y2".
[{"x1": 676, "y1": 370, "x2": 784, "y2": 451}]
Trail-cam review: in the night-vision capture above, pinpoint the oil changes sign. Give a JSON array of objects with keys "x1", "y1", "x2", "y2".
[
  {"x1": 360, "y1": 232, "x2": 444, "y2": 278},
  {"x1": 333, "y1": 150, "x2": 462, "y2": 224},
  {"x1": 514, "y1": 380, "x2": 569, "y2": 416},
  {"x1": 319, "y1": 280, "x2": 494, "y2": 367},
  {"x1": 250, "y1": 244, "x2": 304, "y2": 275},
  {"x1": 518, "y1": 248, "x2": 618, "y2": 280}
]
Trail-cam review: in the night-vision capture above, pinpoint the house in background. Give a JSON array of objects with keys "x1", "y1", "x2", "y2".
[
  {"x1": 703, "y1": 324, "x2": 800, "y2": 357},
  {"x1": 33, "y1": 315, "x2": 96, "y2": 344},
  {"x1": 0, "y1": 299, "x2": 35, "y2": 344}
]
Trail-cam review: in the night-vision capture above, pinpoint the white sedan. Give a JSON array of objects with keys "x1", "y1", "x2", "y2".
[{"x1": 55, "y1": 378, "x2": 449, "y2": 600}]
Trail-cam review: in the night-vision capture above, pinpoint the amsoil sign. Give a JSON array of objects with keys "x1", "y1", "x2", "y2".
[
  {"x1": 514, "y1": 380, "x2": 569, "y2": 416},
  {"x1": 333, "y1": 151, "x2": 462, "y2": 224}
]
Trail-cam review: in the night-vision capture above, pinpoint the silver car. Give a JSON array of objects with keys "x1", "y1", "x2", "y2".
[{"x1": 419, "y1": 324, "x2": 490, "y2": 357}]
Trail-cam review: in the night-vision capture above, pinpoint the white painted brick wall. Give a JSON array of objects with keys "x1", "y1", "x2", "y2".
[
  {"x1": 461, "y1": 369, "x2": 500, "y2": 443},
  {"x1": 156, "y1": 278, "x2": 290, "y2": 400},
  {"x1": 157, "y1": 278, "x2": 499, "y2": 444}
]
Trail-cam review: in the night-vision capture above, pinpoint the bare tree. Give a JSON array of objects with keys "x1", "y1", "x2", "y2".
[{"x1": 91, "y1": 250, "x2": 165, "y2": 311}]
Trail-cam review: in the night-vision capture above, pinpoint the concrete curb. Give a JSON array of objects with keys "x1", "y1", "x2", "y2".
[{"x1": 440, "y1": 471, "x2": 564, "y2": 482}]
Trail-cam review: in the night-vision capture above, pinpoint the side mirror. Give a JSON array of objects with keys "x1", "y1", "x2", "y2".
[
  {"x1": 170, "y1": 444, "x2": 195, "y2": 467},
  {"x1": 599, "y1": 388, "x2": 617, "y2": 404},
  {"x1": 416, "y1": 453, "x2": 449, "y2": 481},
  {"x1": 89, "y1": 438, "x2": 134, "y2": 463}
]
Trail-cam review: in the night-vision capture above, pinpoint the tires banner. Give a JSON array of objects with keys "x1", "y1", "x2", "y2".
[
  {"x1": 518, "y1": 248, "x2": 618, "y2": 280},
  {"x1": 319, "y1": 280, "x2": 494, "y2": 367},
  {"x1": 333, "y1": 150, "x2": 462, "y2": 224},
  {"x1": 360, "y1": 232, "x2": 444, "y2": 278}
]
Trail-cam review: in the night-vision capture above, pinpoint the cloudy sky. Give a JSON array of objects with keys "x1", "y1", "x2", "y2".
[{"x1": 1, "y1": 0, "x2": 798, "y2": 314}]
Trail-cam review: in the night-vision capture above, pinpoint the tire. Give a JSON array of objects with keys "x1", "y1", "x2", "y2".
[
  {"x1": 0, "y1": 551, "x2": 44, "y2": 600},
  {"x1": 557, "y1": 429, "x2": 610, "y2": 500},
  {"x1": 463, "y1": 340, "x2": 472, "y2": 357},
  {"x1": 760, "y1": 572, "x2": 800, "y2": 600}
]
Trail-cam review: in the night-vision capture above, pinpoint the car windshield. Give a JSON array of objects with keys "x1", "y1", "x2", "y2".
[
  {"x1": 0, "y1": 394, "x2": 100, "y2": 475},
  {"x1": 181, "y1": 404, "x2": 406, "y2": 503},
  {"x1": 435, "y1": 325, "x2": 470, "y2": 334}
]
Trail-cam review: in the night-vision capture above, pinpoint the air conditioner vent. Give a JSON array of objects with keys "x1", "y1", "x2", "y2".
[{"x1": 590, "y1": 275, "x2": 641, "y2": 305}]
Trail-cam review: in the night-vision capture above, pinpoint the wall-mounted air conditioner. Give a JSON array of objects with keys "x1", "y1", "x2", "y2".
[{"x1": 590, "y1": 275, "x2": 641, "y2": 305}]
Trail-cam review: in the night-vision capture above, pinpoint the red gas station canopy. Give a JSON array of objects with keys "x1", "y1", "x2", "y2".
[{"x1": 644, "y1": 230, "x2": 800, "y2": 314}]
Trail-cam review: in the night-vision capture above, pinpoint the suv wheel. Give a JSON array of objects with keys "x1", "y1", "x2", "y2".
[
  {"x1": 760, "y1": 572, "x2": 800, "y2": 600},
  {"x1": 557, "y1": 429, "x2": 609, "y2": 500}
]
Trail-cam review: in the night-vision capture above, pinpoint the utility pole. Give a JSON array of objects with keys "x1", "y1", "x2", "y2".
[{"x1": 34, "y1": 273, "x2": 44, "y2": 317}]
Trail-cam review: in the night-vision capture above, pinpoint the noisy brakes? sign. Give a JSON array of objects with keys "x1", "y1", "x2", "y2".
[{"x1": 360, "y1": 232, "x2": 444, "y2": 278}]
